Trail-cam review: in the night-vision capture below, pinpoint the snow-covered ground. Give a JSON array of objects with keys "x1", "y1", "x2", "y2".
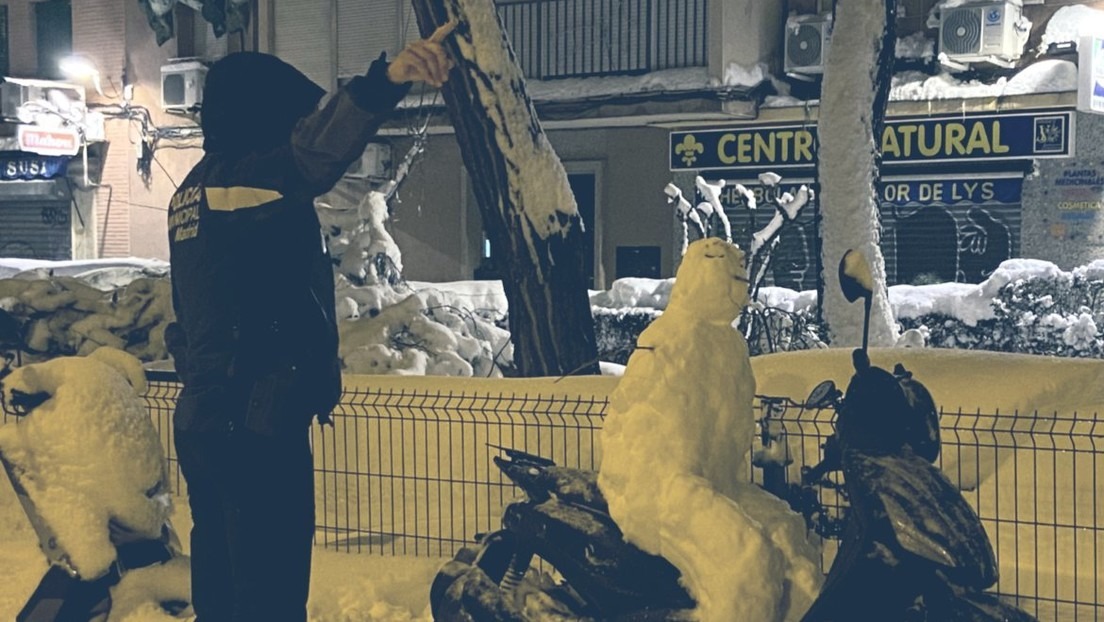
[
  {"x1": 2, "y1": 249, "x2": 1103, "y2": 620},
  {"x1": 1, "y1": 339, "x2": 1101, "y2": 620},
  {"x1": 0, "y1": 485, "x2": 444, "y2": 621}
]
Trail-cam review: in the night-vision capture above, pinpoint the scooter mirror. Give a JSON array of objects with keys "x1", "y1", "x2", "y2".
[
  {"x1": 805, "y1": 380, "x2": 840, "y2": 409},
  {"x1": 838, "y1": 249, "x2": 874, "y2": 303}
]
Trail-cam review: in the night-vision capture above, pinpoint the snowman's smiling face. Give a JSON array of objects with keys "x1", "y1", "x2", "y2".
[{"x1": 669, "y1": 238, "x2": 749, "y2": 323}]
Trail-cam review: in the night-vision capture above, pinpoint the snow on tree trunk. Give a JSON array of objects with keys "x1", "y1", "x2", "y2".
[
  {"x1": 817, "y1": 0, "x2": 899, "y2": 347},
  {"x1": 410, "y1": 0, "x2": 599, "y2": 376}
]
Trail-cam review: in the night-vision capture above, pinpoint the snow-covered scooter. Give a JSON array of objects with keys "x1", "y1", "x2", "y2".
[
  {"x1": 796, "y1": 250, "x2": 1036, "y2": 622},
  {"x1": 430, "y1": 444, "x2": 696, "y2": 621},
  {"x1": 0, "y1": 350, "x2": 189, "y2": 622}
]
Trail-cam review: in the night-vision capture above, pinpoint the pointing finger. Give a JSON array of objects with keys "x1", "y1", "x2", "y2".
[{"x1": 429, "y1": 18, "x2": 459, "y2": 44}]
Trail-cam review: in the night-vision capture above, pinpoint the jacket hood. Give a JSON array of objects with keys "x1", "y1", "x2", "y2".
[{"x1": 201, "y1": 52, "x2": 326, "y2": 155}]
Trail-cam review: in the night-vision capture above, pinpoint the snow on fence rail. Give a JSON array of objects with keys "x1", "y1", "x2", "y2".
[{"x1": 139, "y1": 371, "x2": 1102, "y2": 622}]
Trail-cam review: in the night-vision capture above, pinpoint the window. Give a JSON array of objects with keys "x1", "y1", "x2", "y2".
[{"x1": 35, "y1": 0, "x2": 72, "y2": 80}]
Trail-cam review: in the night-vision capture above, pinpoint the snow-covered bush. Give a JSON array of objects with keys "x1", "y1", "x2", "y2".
[
  {"x1": 592, "y1": 307, "x2": 661, "y2": 365},
  {"x1": 900, "y1": 270, "x2": 1104, "y2": 357},
  {"x1": 0, "y1": 271, "x2": 173, "y2": 363}
]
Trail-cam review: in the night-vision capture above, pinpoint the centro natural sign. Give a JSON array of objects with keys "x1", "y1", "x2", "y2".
[
  {"x1": 17, "y1": 126, "x2": 81, "y2": 157},
  {"x1": 670, "y1": 109, "x2": 1074, "y2": 171}
]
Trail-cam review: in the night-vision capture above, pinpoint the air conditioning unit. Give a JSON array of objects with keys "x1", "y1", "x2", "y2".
[
  {"x1": 345, "y1": 142, "x2": 392, "y2": 180},
  {"x1": 161, "y1": 60, "x2": 206, "y2": 111},
  {"x1": 939, "y1": 0, "x2": 1029, "y2": 69},
  {"x1": 784, "y1": 13, "x2": 832, "y2": 77}
]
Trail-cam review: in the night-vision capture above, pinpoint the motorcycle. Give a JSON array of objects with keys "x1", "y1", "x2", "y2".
[
  {"x1": 430, "y1": 250, "x2": 1035, "y2": 622},
  {"x1": 1, "y1": 354, "x2": 190, "y2": 622}
]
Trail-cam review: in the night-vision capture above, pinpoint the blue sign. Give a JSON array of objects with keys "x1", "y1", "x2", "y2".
[
  {"x1": 670, "y1": 109, "x2": 1075, "y2": 171},
  {"x1": 0, "y1": 156, "x2": 69, "y2": 180},
  {"x1": 878, "y1": 178, "x2": 1023, "y2": 207}
]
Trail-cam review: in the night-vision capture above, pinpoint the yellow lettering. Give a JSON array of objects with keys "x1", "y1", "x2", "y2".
[
  {"x1": 897, "y1": 125, "x2": 917, "y2": 157},
  {"x1": 775, "y1": 130, "x2": 793, "y2": 161},
  {"x1": 991, "y1": 121, "x2": 1010, "y2": 153},
  {"x1": 918, "y1": 125, "x2": 941, "y2": 157},
  {"x1": 795, "y1": 130, "x2": 814, "y2": 163},
  {"x1": 946, "y1": 123, "x2": 967, "y2": 155},
  {"x1": 965, "y1": 122, "x2": 991, "y2": 154},
  {"x1": 737, "y1": 134, "x2": 753, "y2": 163},
  {"x1": 882, "y1": 126, "x2": 900, "y2": 158},
  {"x1": 754, "y1": 133, "x2": 775, "y2": 162},
  {"x1": 173, "y1": 222, "x2": 199, "y2": 242},
  {"x1": 718, "y1": 134, "x2": 737, "y2": 165}
]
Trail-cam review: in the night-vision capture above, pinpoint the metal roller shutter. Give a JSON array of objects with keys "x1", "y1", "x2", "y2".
[
  {"x1": 879, "y1": 174, "x2": 1023, "y2": 286},
  {"x1": 274, "y1": 0, "x2": 334, "y2": 91},
  {"x1": 0, "y1": 200, "x2": 73, "y2": 260},
  {"x1": 337, "y1": 0, "x2": 401, "y2": 79}
]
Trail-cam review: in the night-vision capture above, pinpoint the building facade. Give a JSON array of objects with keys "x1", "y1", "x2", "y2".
[
  {"x1": 4, "y1": 0, "x2": 1101, "y2": 292},
  {"x1": 0, "y1": 0, "x2": 235, "y2": 261},
  {"x1": 257, "y1": 0, "x2": 1104, "y2": 289}
]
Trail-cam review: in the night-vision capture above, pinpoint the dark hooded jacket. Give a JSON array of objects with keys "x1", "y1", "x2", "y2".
[{"x1": 167, "y1": 52, "x2": 409, "y2": 434}]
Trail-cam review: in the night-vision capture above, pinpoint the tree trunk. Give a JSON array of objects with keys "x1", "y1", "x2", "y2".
[
  {"x1": 817, "y1": 0, "x2": 900, "y2": 347},
  {"x1": 410, "y1": 0, "x2": 600, "y2": 377}
]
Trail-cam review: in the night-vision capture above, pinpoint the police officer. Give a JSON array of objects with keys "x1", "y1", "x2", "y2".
[{"x1": 166, "y1": 21, "x2": 455, "y2": 621}]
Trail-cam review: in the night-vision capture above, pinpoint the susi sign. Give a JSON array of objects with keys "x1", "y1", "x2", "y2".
[
  {"x1": 670, "y1": 109, "x2": 1074, "y2": 171},
  {"x1": 0, "y1": 156, "x2": 70, "y2": 180},
  {"x1": 17, "y1": 126, "x2": 81, "y2": 157}
]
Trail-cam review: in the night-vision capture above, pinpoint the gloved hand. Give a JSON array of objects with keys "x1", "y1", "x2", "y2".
[{"x1": 387, "y1": 18, "x2": 458, "y2": 88}]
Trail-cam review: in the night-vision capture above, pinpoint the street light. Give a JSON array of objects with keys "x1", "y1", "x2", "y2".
[{"x1": 58, "y1": 54, "x2": 104, "y2": 97}]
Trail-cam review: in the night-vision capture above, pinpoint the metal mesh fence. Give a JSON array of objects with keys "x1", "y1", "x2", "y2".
[
  {"x1": 755, "y1": 398, "x2": 1103, "y2": 622},
  {"x1": 138, "y1": 372, "x2": 1101, "y2": 621}
]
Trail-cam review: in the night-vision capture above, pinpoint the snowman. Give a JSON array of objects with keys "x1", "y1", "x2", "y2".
[
  {"x1": 0, "y1": 346, "x2": 173, "y2": 580},
  {"x1": 598, "y1": 237, "x2": 823, "y2": 622}
]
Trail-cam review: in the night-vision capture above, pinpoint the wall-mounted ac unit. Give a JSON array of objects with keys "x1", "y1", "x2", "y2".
[
  {"x1": 161, "y1": 60, "x2": 206, "y2": 111},
  {"x1": 784, "y1": 13, "x2": 832, "y2": 77},
  {"x1": 939, "y1": 0, "x2": 1029, "y2": 69}
]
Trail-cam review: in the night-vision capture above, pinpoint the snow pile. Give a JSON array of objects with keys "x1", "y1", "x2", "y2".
[
  {"x1": 0, "y1": 273, "x2": 174, "y2": 362},
  {"x1": 1039, "y1": 5, "x2": 1104, "y2": 53},
  {"x1": 896, "y1": 32, "x2": 935, "y2": 61},
  {"x1": 318, "y1": 185, "x2": 513, "y2": 376},
  {"x1": 0, "y1": 258, "x2": 168, "y2": 281},
  {"x1": 599, "y1": 239, "x2": 821, "y2": 622},
  {"x1": 338, "y1": 287, "x2": 511, "y2": 376},
  {"x1": 589, "y1": 277, "x2": 675, "y2": 310},
  {"x1": 319, "y1": 190, "x2": 404, "y2": 286},
  {"x1": 717, "y1": 62, "x2": 769, "y2": 88},
  {"x1": 0, "y1": 347, "x2": 172, "y2": 579},
  {"x1": 107, "y1": 557, "x2": 193, "y2": 622},
  {"x1": 890, "y1": 60, "x2": 1077, "y2": 101}
]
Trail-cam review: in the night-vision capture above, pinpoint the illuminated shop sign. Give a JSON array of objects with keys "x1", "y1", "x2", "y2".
[
  {"x1": 670, "y1": 109, "x2": 1074, "y2": 171},
  {"x1": 0, "y1": 155, "x2": 70, "y2": 180}
]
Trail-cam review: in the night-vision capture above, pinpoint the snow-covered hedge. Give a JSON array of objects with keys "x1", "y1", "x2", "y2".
[
  {"x1": 901, "y1": 267, "x2": 1104, "y2": 357},
  {"x1": 0, "y1": 269, "x2": 174, "y2": 362},
  {"x1": 6, "y1": 257, "x2": 1104, "y2": 373}
]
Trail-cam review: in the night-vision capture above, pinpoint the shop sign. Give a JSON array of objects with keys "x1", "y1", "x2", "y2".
[
  {"x1": 0, "y1": 155, "x2": 70, "y2": 181},
  {"x1": 1051, "y1": 167, "x2": 1104, "y2": 222},
  {"x1": 670, "y1": 109, "x2": 1074, "y2": 171},
  {"x1": 878, "y1": 178, "x2": 1023, "y2": 207},
  {"x1": 17, "y1": 126, "x2": 81, "y2": 157}
]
